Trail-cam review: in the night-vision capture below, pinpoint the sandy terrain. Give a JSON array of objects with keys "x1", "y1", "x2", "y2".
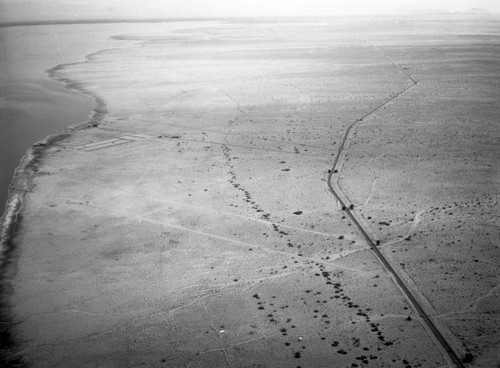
[{"x1": 1, "y1": 15, "x2": 499, "y2": 367}]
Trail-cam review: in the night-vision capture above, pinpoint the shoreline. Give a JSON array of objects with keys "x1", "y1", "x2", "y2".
[
  {"x1": 0, "y1": 45, "x2": 114, "y2": 255},
  {"x1": 46, "y1": 51, "x2": 113, "y2": 127},
  {"x1": 0, "y1": 132, "x2": 69, "y2": 366},
  {"x1": 0, "y1": 21, "x2": 157, "y2": 221},
  {"x1": 0, "y1": 47, "x2": 112, "y2": 366}
]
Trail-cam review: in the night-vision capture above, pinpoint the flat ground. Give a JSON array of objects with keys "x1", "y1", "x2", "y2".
[{"x1": 3, "y1": 15, "x2": 499, "y2": 367}]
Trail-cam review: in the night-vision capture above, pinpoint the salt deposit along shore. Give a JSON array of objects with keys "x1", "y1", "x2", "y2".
[{"x1": 0, "y1": 15, "x2": 499, "y2": 367}]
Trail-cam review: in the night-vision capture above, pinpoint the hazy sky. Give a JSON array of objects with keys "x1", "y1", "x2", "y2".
[{"x1": 1, "y1": 0, "x2": 499, "y2": 22}]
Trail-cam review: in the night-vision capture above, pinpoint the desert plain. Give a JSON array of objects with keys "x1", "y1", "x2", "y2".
[{"x1": 0, "y1": 15, "x2": 499, "y2": 368}]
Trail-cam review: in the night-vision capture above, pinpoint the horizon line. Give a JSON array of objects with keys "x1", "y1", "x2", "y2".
[{"x1": 1, "y1": 11, "x2": 496, "y2": 28}]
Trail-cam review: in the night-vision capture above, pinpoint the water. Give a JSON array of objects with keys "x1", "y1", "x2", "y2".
[{"x1": 0, "y1": 78, "x2": 93, "y2": 212}]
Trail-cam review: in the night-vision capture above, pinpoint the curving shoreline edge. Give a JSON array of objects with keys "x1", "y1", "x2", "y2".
[{"x1": 0, "y1": 47, "x2": 115, "y2": 366}]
